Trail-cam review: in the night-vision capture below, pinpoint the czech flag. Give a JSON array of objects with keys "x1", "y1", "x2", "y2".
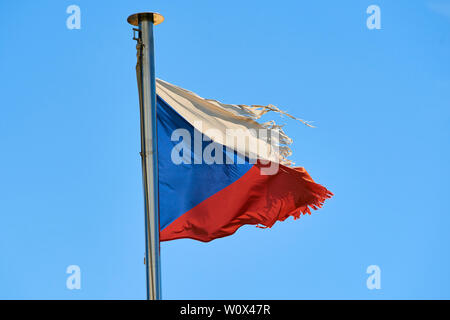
[{"x1": 155, "y1": 79, "x2": 333, "y2": 242}]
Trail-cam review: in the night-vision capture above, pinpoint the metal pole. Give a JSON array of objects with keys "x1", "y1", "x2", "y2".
[{"x1": 127, "y1": 12, "x2": 164, "y2": 300}]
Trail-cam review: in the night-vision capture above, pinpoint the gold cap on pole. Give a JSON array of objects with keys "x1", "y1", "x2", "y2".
[{"x1": 127, "y1": 12, "x2": 164, "y2": 26}]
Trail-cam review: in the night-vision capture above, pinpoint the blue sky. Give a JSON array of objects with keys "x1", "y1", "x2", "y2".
[{"x1": 1, "y1": 0, "x2": 449, "y2": 299}]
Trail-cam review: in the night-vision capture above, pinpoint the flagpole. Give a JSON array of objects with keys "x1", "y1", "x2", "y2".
[{"x1": 127, "y1": 12, "x2": 164, "y2": 300}]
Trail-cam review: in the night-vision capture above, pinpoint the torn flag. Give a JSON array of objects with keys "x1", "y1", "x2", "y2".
[{"x1": 155, "y1": 79, "x2": 332, "y2": 242}]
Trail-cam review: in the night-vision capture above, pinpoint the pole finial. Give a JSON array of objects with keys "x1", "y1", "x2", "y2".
[{"x1": 127, "y1": 12, "x2": 164, "y2": 26}]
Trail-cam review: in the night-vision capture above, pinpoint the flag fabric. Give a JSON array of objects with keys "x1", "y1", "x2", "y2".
[{"x1": 155, "y1": 79, "x2": 333, "y2": 242}]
